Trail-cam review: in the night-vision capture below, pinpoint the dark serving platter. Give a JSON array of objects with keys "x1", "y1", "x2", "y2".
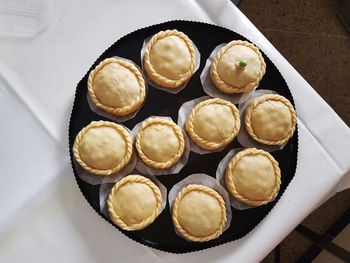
[{"x1": 68, "y1": 20, "x2": 298, "y2": 253}]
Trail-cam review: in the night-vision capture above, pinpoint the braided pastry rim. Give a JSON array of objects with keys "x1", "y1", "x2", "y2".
[
  {"x1": 107, "y1": 175, "x2": 162, "y2": 231},
  {"x1": 88, "y1": 58, "x2": 146, "y2": 116},
  {"x1": 210, "y1": 40, "x2": 266, "y2": 94},
  {"x1": 185, "y1": 98, "x2": 241, "y2": 151},
  {"x1": 73, "y1": 121, "x2": 133, "y2": 176},
  {"x1": 135, "y1": 118, "x2": 185, "y2": 169},
  {"x1": 225, "y1": 148, "x2": 281, "y2": 206},
  {"x1": 143, "y1": 29, "x2": 196, "y2": 88},
  {"x1": 245, "y1": 94, "x2": 297, "y2": 145},
  {"x1": 172, "y1": 184, "x2": 227, "y2": 242}
]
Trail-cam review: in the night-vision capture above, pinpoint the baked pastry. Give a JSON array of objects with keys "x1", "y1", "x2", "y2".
[
  {"x1": 245, "y1": 94, "x2": 297, "y2": 145},
  {"x1": 225, "y1": 148, "x2": 281, "y2": 206},
  {"x1": 172, "y1": 184, "x2": 227, "y2": 242},
  {"x1": 88, "y1": 58, "x2": 146, "y2": 116},
  {"x1": 210, "y1": 40, "x2": 266, "y2": 94},
  {"x1": 73, "y1": 121, "x2": 133, "y2": 176},
  {"x1": 135, "y1": 118, "x2": 185, "y2": 169},
  {"x1": 143, "y1": 29, "x2": 196, "y2": 88},
  {"x1": 107, "y1": 175, "x2": 162, "y2": 231},
  {"x1": 185, "y1": 98, "x2": 240, "y2": 151}
]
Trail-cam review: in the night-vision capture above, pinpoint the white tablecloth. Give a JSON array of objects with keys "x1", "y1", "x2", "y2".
[{"x1": 1, "y1": 0, "x2": 349, "y2": 262}]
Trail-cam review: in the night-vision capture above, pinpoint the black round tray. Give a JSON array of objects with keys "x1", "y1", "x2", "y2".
[{"x1": 68, "y1": 20, "x2": 298, "y2": 253}]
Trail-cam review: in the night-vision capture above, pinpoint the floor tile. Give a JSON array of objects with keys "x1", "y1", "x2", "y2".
[
  {"x1": 240, "y1": 0, "x2": 348, "y2": 36},
  {"x1": 314, "y1": 225, "x2": 350, "y2": 262},
  {"x1": 302, "y1": 189, "x2": 350, "y2": 234},
  {"x1": 327, "y1": 36, "x2": 350, "y2": 118},
  {"x1": 262, "y1": 30, "x2": 331, "y2": 102},
  {"x1": 261, "y1": 251, "x2": 274, "y2": 263},
  {"x1": 280, "y1": 231, "x2": 313, "y2": 262}
]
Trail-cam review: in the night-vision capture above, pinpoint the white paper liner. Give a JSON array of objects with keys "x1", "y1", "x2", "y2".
[
  {"x1": 131, "y1": 116, "x2": 190, "y2": 176},
  {"x1": 99, "y1": 174, "x2": 167, "y2": 218},
  {"x1": 73, "y1": 126, "x2": 137, "y2": 185},
  {"x1": 200, "y1": 44, "x2": 257, "y2": 104},
  {"x1": 168, "y1": 173, "x2": 232, "y2": 241},
  {"x1": 216, "y1": 148, "x2": 278, "y2": 210},
  {"x1": 177, "y1": 96, "x2": 228, "y2": 154},
  {"x1": 237, "y1": 89, "x2": 288, "y2": 152},
  {"x1": 87, "y1": 56, "x2": 148, "y2": 122},
  {"x1": 140, "y1": 35, "x2": 201, "y2": 94}
]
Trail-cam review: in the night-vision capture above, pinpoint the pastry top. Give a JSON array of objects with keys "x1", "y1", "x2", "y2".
[
  {"x1": 144, "y1": 30, "x2": 196, "y2": 88},
  {"x1": 172, "y1": 184, "x2": 227, "y2": 242},
  {"x1": 135, "y1": 118, "x2": 185, "y2": 169},
  {"x1": 107, "y1": 175, "x2": 162, "y2": 231},
  {"x1": 185, "y1": 98, "x2": 240, "y2": 151},
  {"x1": 245, "y1": 94, "x2": 297, "y2": 145},
  {"x1": 88, "y1": 58, "x2": 146, "y2": 116},
  {"x1": 73, "y1": 121, "x2": 133, "y2": 176},
  {"x1": 225, "y1": 148, "x2": 281, "y2": 206},
  {"x1": 210, "y1": 40, "x2": 266, "y2": 94}
]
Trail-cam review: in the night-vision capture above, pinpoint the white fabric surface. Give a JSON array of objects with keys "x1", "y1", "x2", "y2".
[
  {"x1": 0, "y1": 0, "x2": 55, "y2": 37},
  {"x1": 0, "y1": 0, "x2": 349, "y2": 262}
]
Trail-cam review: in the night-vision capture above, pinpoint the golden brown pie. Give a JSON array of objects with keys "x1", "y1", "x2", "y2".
[
  {"x1": 185, "y1": 98, "x2": 240, "y2": 151},
  {"x1": 225, "y1": 148, "x2": 281, "y2": 206},
  {"x1": 73, "y1": 121, "x2": 133, "y2": 175},
  {"x1": 245, "y1": 94, "x2": 297, "y2": 145},
  {"x1": 172, "y1": 184, "x2": 227, "y2": 242},
  {"x1": 143, "y1": 30, "x2": 196, "y2": 89},
  {"x1": 210, "y1": 40, "x2": 266, "y2": 94},
  {"x1": 107, "y1": 174, "x2": 162, "y2": 231},
  {"x1": 88, "y1": 58, "x2": 146, "y2": 116},
  {"x1": 135, "y1": 118, "x2": 185, "y2": 169}
]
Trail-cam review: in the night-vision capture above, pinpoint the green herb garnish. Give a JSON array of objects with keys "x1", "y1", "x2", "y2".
[{"x1": 238, "y1": 60, "x2": 247, "y2": 68}]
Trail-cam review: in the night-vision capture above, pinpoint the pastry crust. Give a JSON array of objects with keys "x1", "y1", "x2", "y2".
[
  {"x1": 210, "y1": 40, "x2": 266, "y2": 94},
  {"x1": 225, "y1": 148, "x2": 281, "y2": 206},
  {"x1": 172, "y1": 184, "x2": 227, "y2": 242},
  {"x1": 88, "y1": 58, "x2": 146, "y2": 116},
  {"x1": 107, "y1": 175, "x2": 162, "y2": 231},
  {"x1": 135, "y1": 118, "x2": 185, "y2": 169},
  {"x1": 143, "y1": 30, "x2": 196, "y2": 88},
  {"x1": 185, "y1": 98, "x2": 240, "y2": 150},
  {"x1": 73, "y1": 121, "x2": 133, "y2": 176},
  {"x1": 245, "y1": 94, "x2": 297, "y2": 145}
]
